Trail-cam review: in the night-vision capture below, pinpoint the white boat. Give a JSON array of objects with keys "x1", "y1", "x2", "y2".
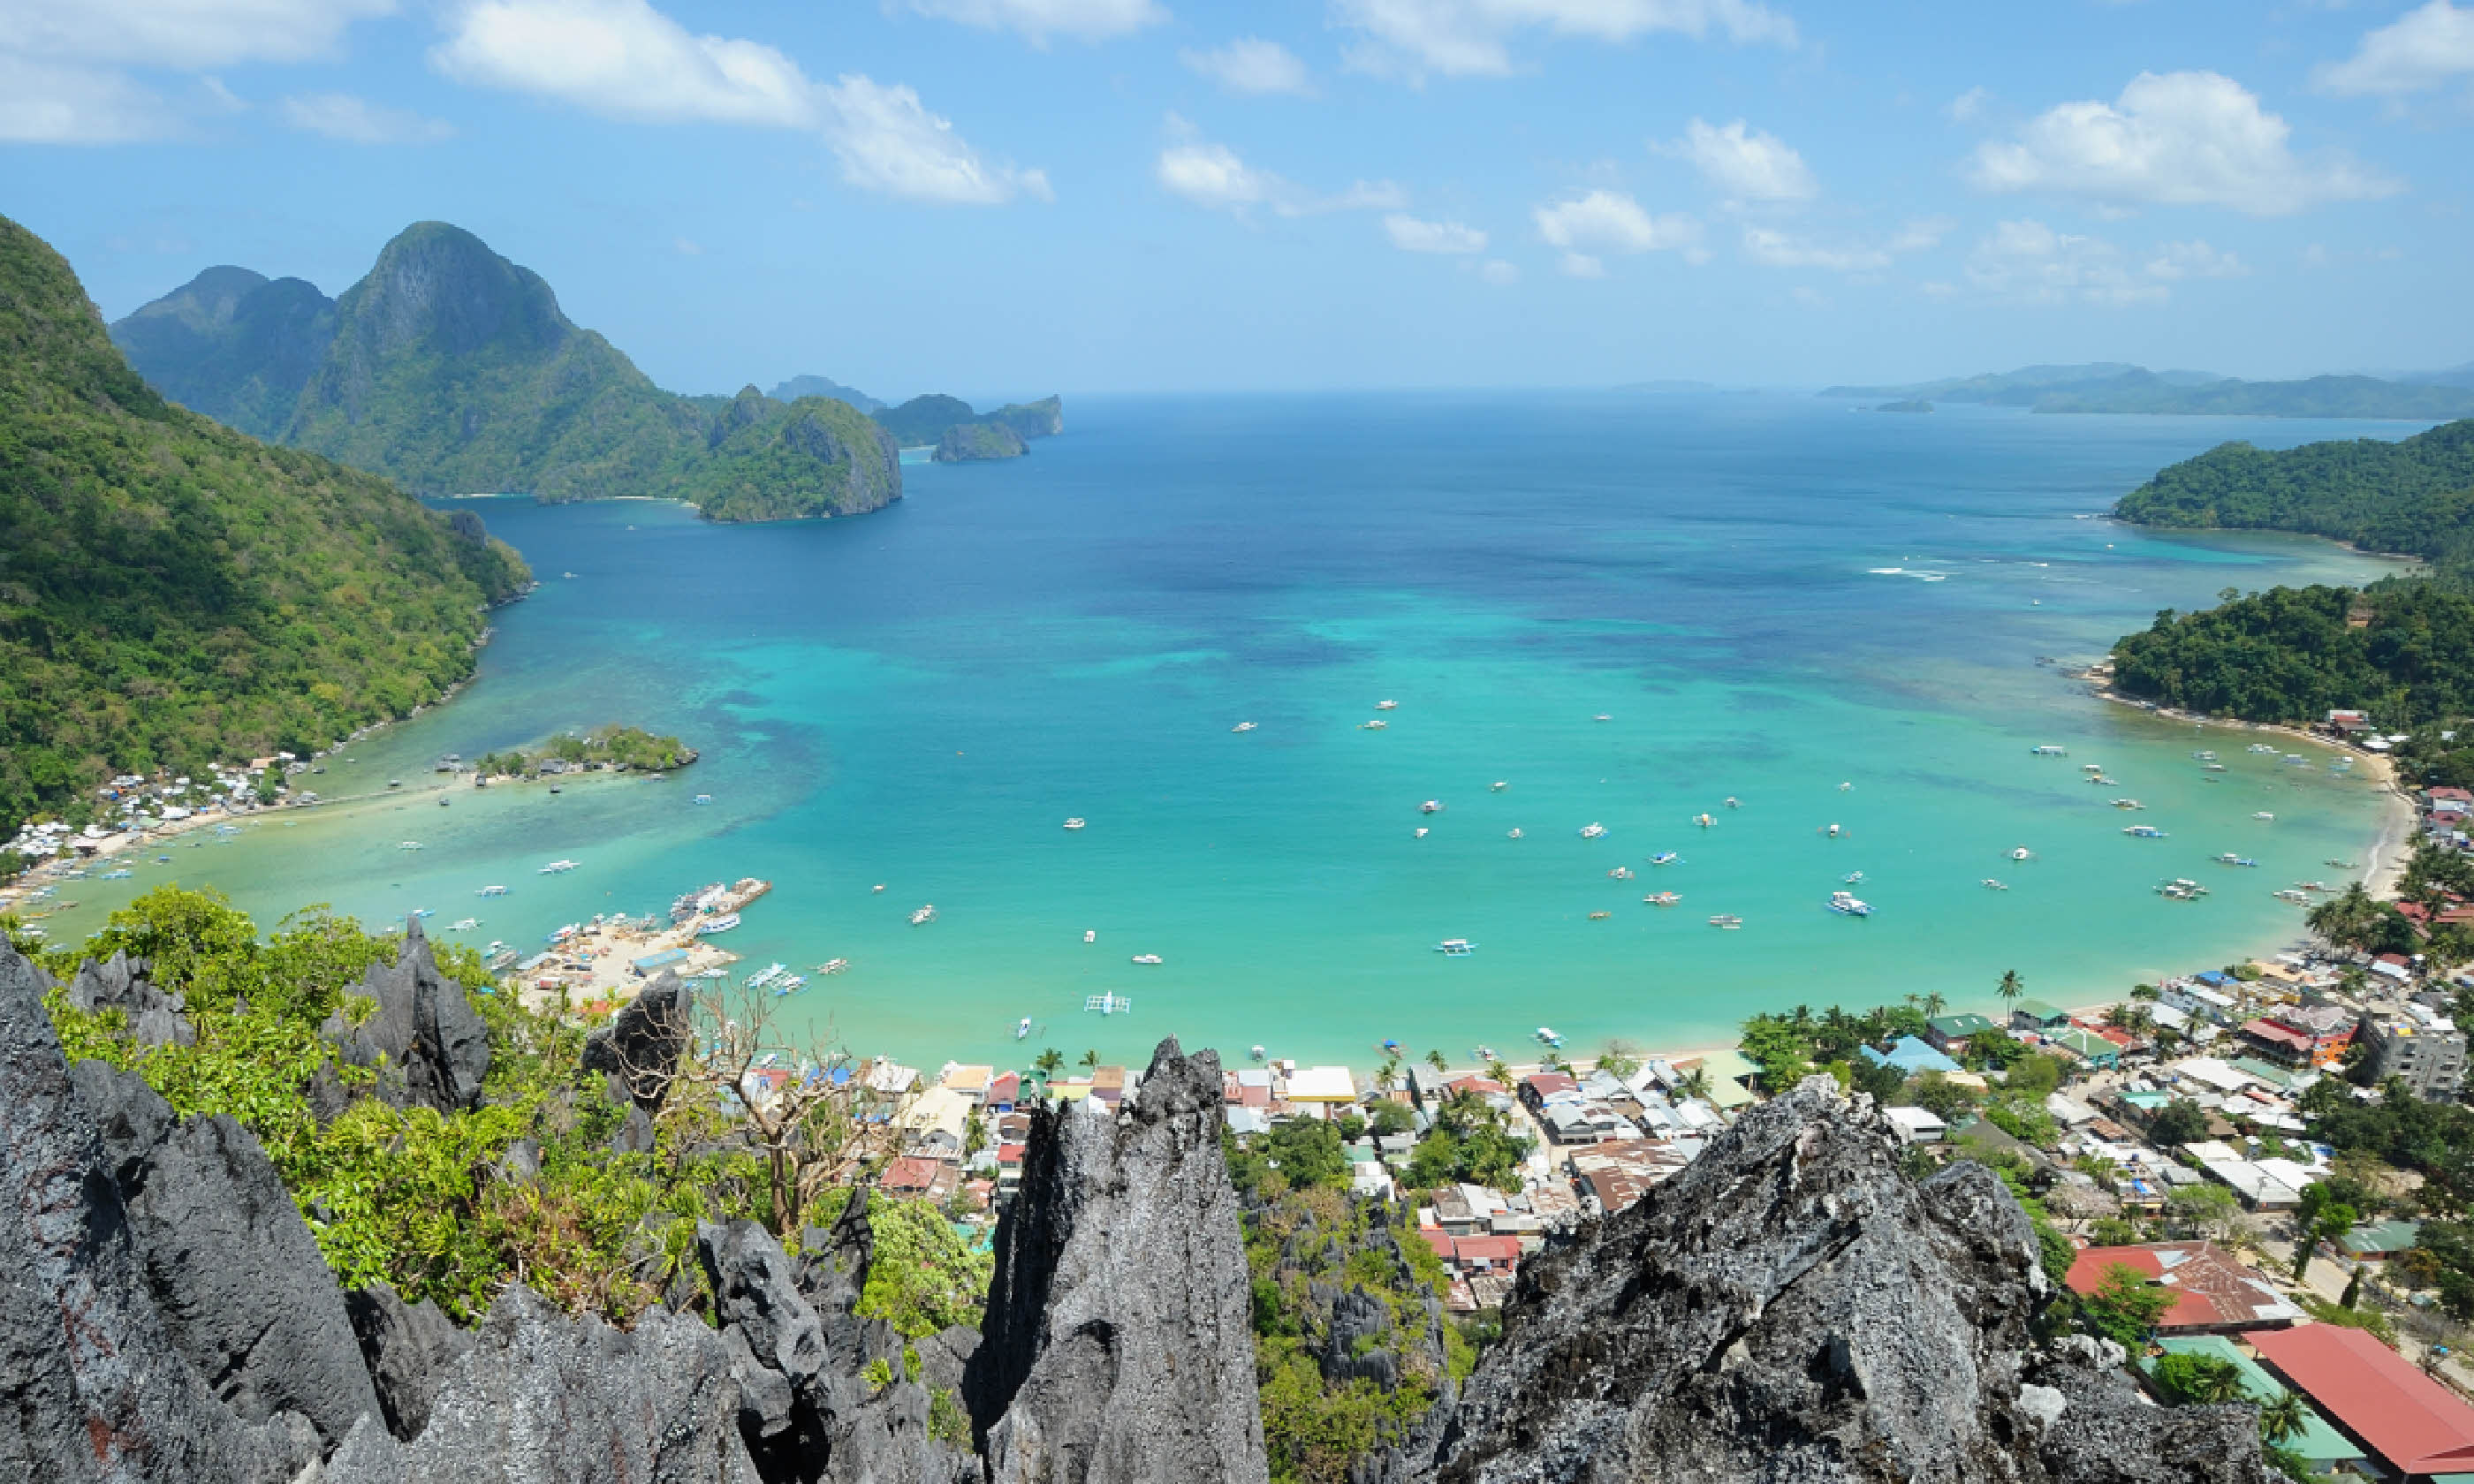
[
  {"x1": 447, "y1": 917, "x2": 479, "y2": 931},
  {"x1": 1130, "y1": 953, "x2": 1163, "y2": 965},
  {"x1": 2087, "y1": 776, "x2": 2117, "y2": 786},
  {"x1": 1592, "y1": 714, "x2": 1612, "y2": 722},
  {"x1": 1609, "y1": 866, "x2": 1635, "y2": 880},
  {"x1": 1825, "y1": 822, "x2": 1844, "y2": 837},
  {"x1": 2082, "y1": 763, "x2": 2103, "y2": 773},
  {"x1": 693, "y1": 793, "x2": 713, "y2": 804},
  {"x1": 1016, "y1": 1017, "x2": 1035, "y2": 1040},
  {"x1": 2111, "y1": 799, "x2": 2144, "y2": 810},
  {"x1": 2249, "y1": 743, "x2": 2279, "y2": 753},
  {"x1": 2203, "y1": 763, "x2": 2227, "y2": 771},
  {"x1": 398, "y1": 840, "x2": 423, "y2": 851},
  {"x1": 771, "y1": 975, "x2": 808, "y2": 996},
  {"x1": 1827, "y1": 890, "x2": 1872, "y2": 918},
  {"x1": 1415, "y1": 827, "x2": 1430, "y2": 838},
  {"x1": 1491, "y1": 781, "x2": 1508, "y2": 791},
  {"x1": 1360, "y1": 719, "x2": 1388, "y2": 730},
  {"x1": 696, "y1": 912, "x2": 741, "y2": 935},
  {"x1": 1579, "y1": 822, "x2": 1607, "y2": 838},
  {"x1": 1375, "y1": 700, "x2": 1398, "y2": 710},
  {"x1": 2121, "y1": 825, "x2": 2167, "y2": 838},
  {"x1": 748, "y1": 964, "x2": 786, "y2": 988},
  {"x1": 2216, "y1": 854, "x2": 2258, "y2": 867},
  {"x1": 539, "y1": 859, "x2": 579, "y2": 874},
  {"x1": 1645, "y1": 890, "x2": 1681, "y2": 905},
  {"x1": 817, "y1": 958, "x2": 851, "y2": 975},
  {"x1": 2273, "y1": 888, "x2": 2311, "y2": 905},
  {"x1": 1434, "y1": 938, "x2": 1476, "y2": 956},
  {"x1": 407, "y1": 908, "x2": 435, "y2": 920},
  {"x1": 1981, "y1": 878, "x2": 2007, "y2": 890},
  {"x1": 2030, "y1": 745, "x2": 2067, "y2": 756},
  {"x1": 2008, "y1": 846, "x2": 2033, "y2": 861},
  {"x1": 1695, "y1": 813, "x2": 1714, "y2": 828},
  {"x1": 1536, "y1": 1026, "x2": 1564, "y2": 1045},
  {"x1": 1724, "y1": 796, "x2": 1742, "y2": 807},
  {"x1": 1506, "y1": 828, "x2": 1523, "y2": 839},
  {"x1": 2194, "y1": 751, "x2": 2219, "y2": 761},
  {"x1": 1063, "y1": 817, "x2": 1087, "y2": 830},
  {"x1": 1708, "y1": 914, "x2": 1742, "y2": 929},
  {"x1": 873, "y1": 883, "x2": 885, "y2": 892},
  {"x1": 1651, "y1": 851, "x2": 1681, "y2": 866},
  {"x1": 2253, "y1": 811, "x2": 2275, "y2": 822},
  {"x1": 1250, "y1": 1044, "x2": 1267, "y2": 1060},
  {"x1": 1838, "y1": 781, "x2": 1852, "y2": 792},
  {"x1": 910, "y1": 905, "x2": 937, "y2": 926},
  {"x1": 1231, "y1": 721, "x2": 1257, "y2": 733},
  {"x1": 1421, "y1": 799, "x2": 1445, "y2": 814},
  {"x1": 1089, "y1": 993, "x2": 1135, "y2": 1015},
  {"x1": 1083, "y1": 929, "x2": 1097, "y2": 943},
  {"x1": 1842, "y1": 870, "x2": 1863, "y2": 883},
  {"x1": 2159, "y1": 879, "x2": 2209, "y2": 901}
]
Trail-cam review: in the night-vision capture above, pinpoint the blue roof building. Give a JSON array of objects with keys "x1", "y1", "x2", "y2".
[{"x1": 1860, "y1": 1035, "x2": 1962, "y2": 1076}]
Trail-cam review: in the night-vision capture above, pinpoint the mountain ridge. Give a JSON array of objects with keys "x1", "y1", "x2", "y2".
[{"x1": 1824, "y1": 361, "x2": 2474, "y2": 419}]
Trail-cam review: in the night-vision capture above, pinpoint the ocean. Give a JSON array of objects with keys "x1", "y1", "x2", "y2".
[{"x1": 42, "y1": 391, "x2": 2414, "y2": 1071}]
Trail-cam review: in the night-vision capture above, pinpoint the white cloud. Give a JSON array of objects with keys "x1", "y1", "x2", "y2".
[
  {"x1": 1662, "y1": 117, "x2": 1815, "y2": 201},
  {"x1": 1789, "y1": 284, "x2": 1829, "y2": 308},
  {"x1": 1156, "y1": 124, "x2": 1402, "y2": 216},
  {"x1": 1967, "y1": 70, "x2": 2400, "y2": 216},
  {"x1": 900, "y1": 0, "x2": 1164, "y2": 43},
  {"x1": 0, "y1": 55, "x2": 178, "y2": 141},
  {"x1": 1886, "y1": 216, "x2": 1954, "y2": 253},
  {"x1": 2315, "y1": 0, "x2": 2474, "y2": 95},
  {"x1": 1947, "y1": 85, "x2": 1990, "y2": 123},
  {"x1": 1533, "y1": 189, "x2": 1704, "y2": 270},
  {"x1": 0, "y1": 0, "x2": 396, "y2": 68},
  {"x1": 1335, "y1": 0, "x2": 1796, "y2": 80},
  {"x1": 432, "y1": 0, "x2": 816, "y2": 125},
  {"x1": 1180, "y1": 36, "x2": 1312, "y2": 95},
  {"x1": 674, "y1": 236, "x2": 702, "y2": 254},
  {"x1": 280, "y1": 92, "x2": 455, "y2": 142},
  {"x1": 1385, "y1": 212, "x2": 1487, "y2": 252},
  {"x1": 820, "y1": 75, "x2": 1049, "y2": 204},
  {"x1": 432, "y1": 0, "x2": 1043, "y2": 203},
  {"x1": 2142, "y1": 239, "x2": 2248, "y2": 280},
  {"x1": 1479, "y1": 258, "x2": 1520, "y2": 284},
  {"x1": 1740, "y1": 216, "x2": 1948, "y2": 274}
]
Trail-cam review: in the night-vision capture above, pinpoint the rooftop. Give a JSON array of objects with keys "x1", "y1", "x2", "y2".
[
  {"x1": 2250, "y1": 1323, "x2": 2474, "y2": 1476},
  {"x1": 2064, "y1": 1242, "x2": 2302, "y2": 1331},
  {"x1": 2150, "y1": 1337, "x2": 2360, "y2": 1465}
]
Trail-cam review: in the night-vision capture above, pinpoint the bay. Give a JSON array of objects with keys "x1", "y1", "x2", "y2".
[{"x1": 49, "y1": 392, "x2": 2411, "y2": 1071}]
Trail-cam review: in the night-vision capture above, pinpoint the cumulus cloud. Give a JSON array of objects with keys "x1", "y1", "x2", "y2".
[
  {"x1": 1156, "y1": 123, "x2": 1404, "y2": 216},
  {"x1": 899, "y1": 0, "x2": 1163, "y2": 43},
  {"x1": 1947, "y1": 85, "x2": 1990, "y2": 123},
  {"x1": 1967, "y1": 70, "x2": 2400, "y2": 216},
  {"x1": 1739, "y1": 216, "x2": 1947, "y2": 274},
  {"x1": 2314, "y1": 0, "x2": 2474, "y2": 96},
  {"x1": 1958, "y1": 219, "x2": 2247, "y2": 307},
  {"x1": 433, "y1": 0, "x2": 1045, "y2": 203},
  {"x1": 1335, "y1": 0, "x2": 1795, "y2": 80},
  {"x1": 280, "y1": 92, "x2": 455, "y2": 142},
  {"x1": 1384, "y1": 212, "x2": 1487, "y2": 252},
  {"x1": 0, "y1": 0, "x2": 394, "y2": 141},
  {"x1": 1662, "y1": 117, "x2": 1815, "y2": 201},
  {"x1": 1180, "y1": 36, "x2": 1313, "y2": 95},
  {"x1": 1533, "y1": 188, "x2": 1703, "y2": 275},
  {"x1": 1479, "y1": 258, "x2": 1520, "y2": 284}
]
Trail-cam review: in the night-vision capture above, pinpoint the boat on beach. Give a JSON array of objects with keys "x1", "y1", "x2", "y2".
[{"x1": 696, "y1": 912, "x2": 741, "y2": 935}]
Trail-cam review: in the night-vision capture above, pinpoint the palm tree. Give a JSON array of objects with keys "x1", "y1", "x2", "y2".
[
  {"x1": 1904, "y1": 992, "x2": 1922, "y2": 1011},
  {"x1": 2192, "y1": 1365, "x2": 2245, "y2": 1406},
  {"x1": 1922, "y1": 991, "x2": 1947, "y2": 1017},
  {"x1": 1996, "y1": 970, "x2": 2025, "y2": 1010},
  {"x1": 2130, "y1": 982, "x2": 2160, "y2": 1002},
  {"x1": 1033, "y1": 1048, "x2": 1064, "y2": 1079},
  {"x1": 1676, "y1": 1067, "x2": 1712, "y2": 1102},
  {"x1": 1080, "y1": 1049, "x2": 1101, "y2": 1072},
  {"x1": 1485, "y1": 1057, "x2": 1512, "y2": 1087},
  {"x1": 2258, "y1": 1391, "x2": 2308, "y2": 1447},
  {"x1": 1425, "y1": 1048, "x2": 1450, "y2": 1075}
]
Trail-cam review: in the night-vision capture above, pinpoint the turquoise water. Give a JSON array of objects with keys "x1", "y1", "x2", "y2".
[{"x1": 42, "y1": 393, "x2": 2413, "y2": 1069}]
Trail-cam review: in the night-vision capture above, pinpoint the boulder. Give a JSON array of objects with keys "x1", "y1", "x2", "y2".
[
  {"x1": 65, "y1": 949, "x2": 194, "y2": 1047},
  {"x1": 0, "y1": 940, "x2": 317, "y2": 1484},
  {"x1": 969, "y1": 1035, "x2": 1266, "y2": 1484},
  {"x1": 343, "y1": 1283, "x2": 473, "y2": 1442},
  {"x1": 581, "y1": 970, "x2": 690, "y2": 1113},
  {"x1": 1372, "y1": 1076, "x2": 2271, "y2": 1484},
  {"x1": 70, "y1": 1060, "x2": 383, "y2": 1448},
  {"x1": 325, "y1": 919, "x2": 489, "y2": 1114}
]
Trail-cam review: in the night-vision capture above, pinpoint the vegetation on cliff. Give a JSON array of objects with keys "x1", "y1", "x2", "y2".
[
  {"x1": 0, "y1": 213, "x2": 530, "y2": 841},
  {"x1": 113, "y1": 224, "x2": 903, "y2": 523},
  {"x1": 932, "y1": 420, "x2": 1027, "y2": 462},
  {"x1": 877, "y1": 390, "x2": 1061, "y2": 452},
  {"x1": 2107, "y1": 581, "x2": 2474, "y2": 723},
  {"x1": 2114, "y1": 420, "x2": 2474, "y2": 572}
]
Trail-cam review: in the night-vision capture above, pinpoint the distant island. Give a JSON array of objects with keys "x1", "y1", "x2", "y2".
[
  {"x1": 2105, "y1": 419, "x2": 2474, "y2": 725},
  {"x1": 877, "y1": 392, "x2": 1062, "y2": 461},
  {"x1": 1874, "y1": 399, "x2": 1932, "y2": 414},
  {"x1": 1823, "y1": 361, "x2": 2474, "y2": 420},
  {"x1": 106, "y1": 223, "x2": 1054, "y2": 523},
  {"x1": 470, "y1": 725, "x2": 695, "y2": 783},
  {"x1": 0, "y1": 213, "x2": 531, "y2": 841}
]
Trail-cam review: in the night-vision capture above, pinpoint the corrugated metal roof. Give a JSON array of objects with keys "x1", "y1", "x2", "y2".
[
  {"x1": 2150, "y1": 1337, "x2": 2360, "y2": 1464},
  {"x1": 2250, "y1": 1324, "x2": 2474, "y2": 1476}
]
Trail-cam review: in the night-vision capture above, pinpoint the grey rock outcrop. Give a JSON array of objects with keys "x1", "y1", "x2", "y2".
[
  {"x1": 318, "y1": 1287, "x2": 762, "y2": 1484},
  {"x1": 65, "y1": 950, "x2": 194, "y2": 1047},
  {"x1": 968, "y1": 1035, "x2": 1266, "y2": 1484},
  {"x1": 343, "y1": 1283, "x2": 473, "y2": 1442},
  {"x1": 1374, "y1": 1076, "x2": 2270, "y2": 1484},
  {"x1": 0, "y1": 941, "x2": 316, "y2": 1484},
  {"x1": 323, "y1": 919, "x2": 489, "y2": 1114},
  {"x1": 581, "y1": 968, "x2": 690, "y2": 1113},
  {"x1": 69, "y1": 1060, "x2": 382, "y2": 1448}
]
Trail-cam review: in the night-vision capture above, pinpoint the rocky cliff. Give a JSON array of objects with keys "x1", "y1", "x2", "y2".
[
  {"x1": 932, "y1": 422, "x2": 1027, "y2": 464},
  {"x1": 1373, "y1": 1077, "x2": 2272, "y2": 1484},
  {"x1": 968, "y1": 1036, "x2": 1268, "y2": 1484}
]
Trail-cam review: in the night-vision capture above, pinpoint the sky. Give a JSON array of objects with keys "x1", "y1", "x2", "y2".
[{"x1": 2, "y1": 0, "x2": 2470, "y2": 398}]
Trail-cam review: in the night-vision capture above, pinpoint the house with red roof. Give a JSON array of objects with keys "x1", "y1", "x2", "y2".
[
  {"x1": 2249, "y1": 1323, "x2": 2474, "y2": 1480},
  {"x1": 882, "y1": 1155, "x2": 956, "y2": 1201},
  {"x1": 2065, "y1": 1242, "x2": 2302, "y2": 1334}
]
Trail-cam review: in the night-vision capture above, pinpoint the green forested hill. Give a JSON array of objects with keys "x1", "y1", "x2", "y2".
[
  {"x1": 112, "y1": 223, "x2": 904, "y2": 523},
  {"x1": 0, "y1": 213, "x2": 530, "y2": 837},
  {"x1": 2114, "y1": 420, "x2": 2474, "y2": 571},
  {"x1": 2109, "y1": 583, "x2": 2474, "y2": 723}
]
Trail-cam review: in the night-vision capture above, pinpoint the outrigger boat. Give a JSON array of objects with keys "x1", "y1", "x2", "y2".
[
  {"x1": 1708, "y1": 913, "x2": 1743, "y2": 929},
  {"x1": 1827, "y1": 891, "x2": 1872, "y2": 918},
  {"x1": 1086, "y1": 993, "x2": 1134, "y2": 1014},
  {"x1": 1231, "y1": 721, "x2": 1257, "y2": 733},
  {"x1": 1580, "y1": 822, "x2": 1608, "y2": 838},
  {"x1": 1130, "y1": 953, "x2": 1163, "y2": 965},
  {"x1": 1981, "y1": 878, "x2": 2008, "y2": 890},
  {"x1": 1434, "y1": 938, "x2": 1476, "y2": 956},
  {"x1": 910, "y1": 905, "x2": 937, "y2": 926},
  {"x1": 2121, "y1": 825, "x2": 2167, "y2": 838},
  {"x1": 1645, "y1": 891, "x2": 1681, "y2": 905},
  {"x1": 1651, "y1": 851, "x2": 1681, "y2": 866}
]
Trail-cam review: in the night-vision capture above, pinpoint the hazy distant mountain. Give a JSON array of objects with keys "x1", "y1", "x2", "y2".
[
  {"x1": 2396, "y1": 361, "x2": 2474, "y2": 391},
  {"x1": 1822, "y1": 361, "x2": 2474, "y2": 418},
  {"x1": 770, "y1": 374, "x2": 882, "y2": 413},
  {"x1": 108, "y1": 266, "x2": 336, "y2": 439},
  {"x1": 114, "y1": 223, "x2": 900, "y2": 521},
  {"x1": 874, "y1": 391, "x2": 1063, "y2": 458}
]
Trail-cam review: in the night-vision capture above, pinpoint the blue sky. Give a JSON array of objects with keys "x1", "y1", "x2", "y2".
[{"x1": 3, "y1": 0, "x2": 2469, "y2": 398}]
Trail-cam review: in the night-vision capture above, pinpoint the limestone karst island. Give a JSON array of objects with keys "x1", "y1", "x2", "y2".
[{"x1": 8, "y1": 3, "x2": 2474, "y2": 1481}]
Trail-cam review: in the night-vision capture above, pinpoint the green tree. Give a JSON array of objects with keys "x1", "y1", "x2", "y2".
[
  {"x1": 1080, "y1": 1049, "x2": 1101, "y2": 1072},
  {"x1": 2293, "y1": 1201, "x2": 2359, "y2": 1283},
  {"x1": 2150, "y1": 1352, "x2": 2244, "y2": 1405},
  {"x1": 1033, "y1": 1048, "x2": 1064, "y2": 1079},
  {"x1": 2258, "y1": 1391, "x2": 2309, "y2": 1447},
  {"x1": 2081, "y1": 1261, "x2": 2175, "y2": 1345},
  {"x1": 1424, "y1": 1049, "x2": 1449, "y2": 1075},
  {"x1": 1996, "y1": 970, "x2": 2025, "y2": 1011},
  {"x1": 2148, "y1": 1099, "x2": 2210, "y2": 1148}
]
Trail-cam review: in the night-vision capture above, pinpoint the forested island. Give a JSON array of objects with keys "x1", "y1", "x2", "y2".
[
  {"x1": 0, "y1": 214, "x2": 531, "y2": 842},
  {"x1": 470, "y1": 725, "x2": 697, "y2": 781},
  {"x1": 1825, "y1": 363, "x2": 2474, "y2": 420},
  {"x1": 2105, "y1": 420, "x2": 2474, "y2": 727}
]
